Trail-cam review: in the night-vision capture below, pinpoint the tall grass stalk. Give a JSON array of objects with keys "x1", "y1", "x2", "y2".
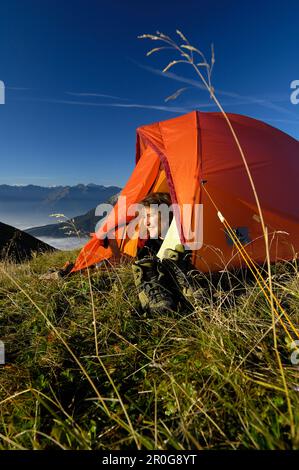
[{"x1": 138, "y1": 30, "x2": 296, "y2": 437}]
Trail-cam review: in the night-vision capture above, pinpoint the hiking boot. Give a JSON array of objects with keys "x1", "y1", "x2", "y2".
[
  {"x1": 132, "y1": 257, "x2": 176, "y2": 315},
  {"x1": 161, "y1": 244, "x2": 202, "y2": 303}
]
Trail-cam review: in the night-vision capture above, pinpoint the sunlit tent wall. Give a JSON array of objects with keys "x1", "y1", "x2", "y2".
[{"x1": 72, "y1": 111, "x2": 299, "y2": 273}]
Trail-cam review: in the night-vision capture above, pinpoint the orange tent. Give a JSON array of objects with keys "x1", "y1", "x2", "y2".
[{"x1": 72, "y1": 111, "x2": 299, "y2": 273}]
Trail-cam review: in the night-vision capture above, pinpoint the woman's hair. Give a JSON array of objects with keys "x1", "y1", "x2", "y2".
[
  {"x1": 139, "y1": 192, "x2": 172, "y2": 207},
  {"x1": 139, "y1": 192, "x2": 173, "y2": 232}
]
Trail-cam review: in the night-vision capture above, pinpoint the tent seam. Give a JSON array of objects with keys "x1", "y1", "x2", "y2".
[{"x1": 137, "y1": 128, "x2": 186, "y2": 244}]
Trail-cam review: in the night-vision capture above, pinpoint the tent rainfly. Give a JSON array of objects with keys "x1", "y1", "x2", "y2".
[{"x1": 72, "y1": 111, "x2": 299, "y2": 273}]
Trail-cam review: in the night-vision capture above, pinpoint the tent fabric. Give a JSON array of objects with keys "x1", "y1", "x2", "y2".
[{"x1": 72, "y1": 111, "x2": 299, "y2": 273}]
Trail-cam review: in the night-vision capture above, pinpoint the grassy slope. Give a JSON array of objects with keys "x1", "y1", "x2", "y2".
[{"x1": 0, "y1": 249, "x2": 299, "y2": 450}]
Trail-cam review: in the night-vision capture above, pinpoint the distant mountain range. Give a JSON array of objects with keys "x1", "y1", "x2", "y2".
[
  {"x1": 26, "y1": 193, "x2": 119, "y2": 239},
  {"x1": 0, "y1": 184, "x2": 121, "y2": 229}
]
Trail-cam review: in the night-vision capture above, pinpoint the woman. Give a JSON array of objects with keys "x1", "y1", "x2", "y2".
[{"x1": 132, "y1": 192, "x2": 200, "y2": 315}]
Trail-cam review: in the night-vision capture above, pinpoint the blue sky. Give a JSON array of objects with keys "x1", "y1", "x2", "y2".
[{"x1": 0, "y1": 0, "x2": 298, "y2": 187}]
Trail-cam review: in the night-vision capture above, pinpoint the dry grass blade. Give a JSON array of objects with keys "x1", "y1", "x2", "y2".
[{"x1": 165, "y1": 87, "x2": 188, "y2": 102}]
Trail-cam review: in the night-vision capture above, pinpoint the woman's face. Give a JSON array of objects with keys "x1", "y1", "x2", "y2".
[{"x1": 143, "y1": 206, "x2": 161, "y2": 239}]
